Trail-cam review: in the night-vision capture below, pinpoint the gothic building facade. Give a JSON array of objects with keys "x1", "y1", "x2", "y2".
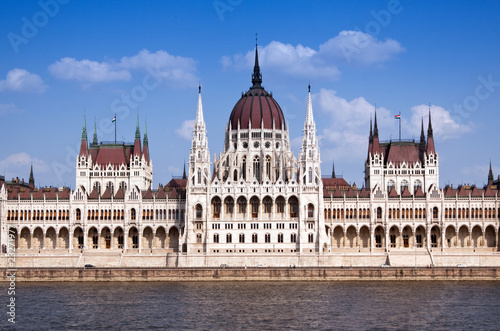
[{"x1": 1, "y1": 46, "x2": 499, "y2": 267}]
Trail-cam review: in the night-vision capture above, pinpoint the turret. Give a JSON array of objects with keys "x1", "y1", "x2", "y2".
[
  {"x1": 143, "y1": 120, "x2": 149, "y2": 163},
  {"x1": 426, "y1": 110, "x2": 435, "y2": 155},
  {"x1": 79, "y1": 114, "x2": 88, "y2": 157},
  {"x1": 134, "y1": 114, "x2": 142, "y2": 157},
  {"x1": 29, "y1": 164, "x2": 34, "y2": 189}
]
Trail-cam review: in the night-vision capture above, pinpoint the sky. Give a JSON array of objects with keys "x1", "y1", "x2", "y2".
[{"x1": 0, "y1": 0, "x2": 499, "y2": 189}]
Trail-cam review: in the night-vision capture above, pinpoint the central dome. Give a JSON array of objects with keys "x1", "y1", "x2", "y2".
[{"x1": 228, "y1": 45, "x2": 286, "y2": 130}]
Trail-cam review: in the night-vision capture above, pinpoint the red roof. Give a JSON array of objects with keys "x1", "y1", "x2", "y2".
[
  {"x1": 166, "y1": 178, "x2": 187, "y2": 190},
  {"x1": 114, "y1": 188, "x2": 125, "y2": 199},
  {"x1": 322, "y1": 178, "x2": 350, "y2": 188},
  {"x1": 401, "y1": 186, "x2": 412, "y2": 197},
  {"x1": 414, "y1": 186, "x2": 425, "y2": 197},
  {"x1": 94, "y1": 146, "x2": 128, "y2": 168},
  {"x1": 89, "y1": 187, "x2": 100, "y2": 199},
  {"x1": 228, "y1": 88, "x2": 285, "y2": 130},
  {"x1": 388, "y1": 187, "x2": 398, "y2": 197},
  {"x1": 101, "y1": 187, "x2": 112, "y2": 199},
  {"x1": 143, "y1": 188, "x2": 153, "y2": 199}
]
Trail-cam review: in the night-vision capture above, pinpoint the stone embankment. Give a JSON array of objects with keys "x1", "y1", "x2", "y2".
[{"x1": 1, "y1": 267, "x2": 498, "y2": 281}]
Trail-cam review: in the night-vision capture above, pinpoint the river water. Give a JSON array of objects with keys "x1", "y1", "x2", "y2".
[{"x1": 2, "y1": 281, "x2": 499, "y2": 330}]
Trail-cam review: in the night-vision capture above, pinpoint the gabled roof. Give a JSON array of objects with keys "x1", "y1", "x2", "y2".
[
  {"x1": 470, "y1": 186, "x2": 482, "y2": 197},
  {"x1": 401, "y1": 186, "x2": 412, "y2": 198},
  {"x1": 114, "y1": 188, "x2": 125, "y2": 199},
  {"x1": 359, "y1": 187, "x2": 370, "y2": 198},
  {"x1": 165, "y1": 178, "x2": 187, "y2": 190},
  {"x1": 33, "y1": 189, "x2": 44, "y2": 200},
  {"x1": 484, "y1": 185, "x2": 496, "y2": 197},
  {"x1": 155, "y1": 189, "x2": 166, "y2": 199},
  {"x1": 168, "y1": 188, "x2": 178, "y2": 199},
  {"x1": 20, "y1": 189, "x2": 31, "y2": 200},
  {"x1": 142, "y1": 188, "x2": 153, "y2": 199},
  {"x1": 89, "y1": 187, "x2": 100, "y2": 199},
  {"x1": 101, "y1": 187, "x2": 112, "y2": 199},
  {"x1": 57, "y1": 189, "x2": 70, "y2": 200},
  {"x1": 388, "y1": 187, "x2": 399, "y2": 197},
  {"x1": 414, "y1": 186, "x2": 425, "y2": 197},
  {"x1": 457, "y1": 186, "x2": 469, "y2": 197}
]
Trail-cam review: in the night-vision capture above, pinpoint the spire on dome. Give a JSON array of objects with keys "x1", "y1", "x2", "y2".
[
  {"x1": 195, "y1": 84, "x2": 204, "y2": 125},
  {"x1": 29, "y1": 164, "x2": 34, "y2": 188},
  {"x1": 373, "y1": 110, "x2": 379, "y2": 137},
  {"x1": 182, "y1": 161, "x2": 187, "y2": 179},
  {"x1": 331, "y1": 159, "x2": 336, "y2": 178},
  {"x1": 369, "y1": 114, "x2": 373, "y2": 140},
  {"x1": 81, "y1": 113, "x2": 87, "y2": 140},
  {"x1": 251, "y1": 35, "x2": 263, "y2": 88},
  {"x1": 427, "y1": 108, "x2": 433, "y2": 137},
  {"x1": 488, "y1": 160, "x2": 494, "y2": 184},
  {"x1": 426, "y1": 109, "x2": 435, "y2": 155},
  {"x1": 143, "y1": 119, "x2": 148, "y2": 146},
  {"x1": 92, "y1": 118, "x2": 98, "y2": 145},
  {"x1": 135, "y1": 113, "x2": 141, "y2": 140},
  {"x1": 305, "y1": 84, "x2": 314, "y2": 126},
  {"x1": 420, "y1": 116, "x2": 426, "y2": 145}
]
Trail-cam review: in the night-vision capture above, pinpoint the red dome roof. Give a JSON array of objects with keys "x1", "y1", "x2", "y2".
[{"x1": 229, "y1": 87, "x2": 285, "y2": 130}]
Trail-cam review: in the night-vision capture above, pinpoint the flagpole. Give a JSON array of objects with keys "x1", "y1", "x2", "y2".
[
  {"x1": 114, "y1": 113, "x2": 117, "y2": 143},
  {"x1": 399, "y1": 111, "x2": 401, "y2": 141}
]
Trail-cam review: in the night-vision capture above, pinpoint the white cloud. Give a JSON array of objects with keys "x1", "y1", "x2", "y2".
[
  {"x1": 119, "y1": 49, "x2": 198, "y2": 87},
  {"x1": 48, "y1": 49, "x2": 198, "y2": 87},
  {"x1": 222, "y1": 30, "x2": 404, "y2": 79},
  {"x1": 407, "y1": 104, "x2": 473, "y2": 140},
  {"x1": 176, "y1": 119, "x2": 195, "y2": 140},
  {"x1": 0, "y1": 152, "x2": 50, "y2": 181},
  {"x1": 0, "y1": 103, "x2": 22, "y2": 116},
  {"x1": 48, "y1": 57, "x2": 131, "y2": 83},
  {"x1": 0, "y1": 68, "x2": 47, "y2": 93},
  {"x1": 318, "y1": 30, "x2": 405, "y2": 66}
]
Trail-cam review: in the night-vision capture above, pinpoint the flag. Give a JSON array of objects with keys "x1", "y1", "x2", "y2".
[
  {"x1": 112, "y1": 116, "x2": 116, "y2": 123},
  {"x1": 394, "y1": 114, "x2": 401, "y2": 119}
]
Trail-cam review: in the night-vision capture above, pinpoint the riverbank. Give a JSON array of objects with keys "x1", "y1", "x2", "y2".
[{"x1": 1, "y1": 267, "x2": 498, "y2": 281}]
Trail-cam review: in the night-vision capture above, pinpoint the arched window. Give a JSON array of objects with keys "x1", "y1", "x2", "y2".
[
  {"x1": 226, "y1": 233, "x2": 232, "y2": 243},
  {"x1": 197, "y1": 168, "x2": 201, "y2": 184},
  {"x1": 233, "y1": 169, "x2": 238, "y2": 181},
  {"x1": 131, "y1": 208, "x2": 136, "y2": 220},
  {"x1": 239, "y1": 233, "x2": 245, "y2": 243},
  {"x1": 237, "y1": 197, "x2": 247, "y2": 214},
  {"x1": 307, "y1": 204, "x2": 314, "y2": 218},
  {"x1": 265, "y1": 233, "x2": 271, "y2": 243},
  {"x1": 414, "y1": 180, "x2": 422, "y2": 193},
  {"x1": 119, "y1": 181, "x2": 127, "y2": 192},
  {"x1": 400, "y1": 180, "x2": 408, "y2": 193},
  {"x1": 195, "y1": 204, "x2": 203, "y2": 219},
  {"x1": 196, "y1": 233, "x2": 202, "y2": 243},
  {"x1": 278, "y1": 233, "x2": 284, "y2": 243},
  {"x1": 242, "y1": 156, "x2": 246, "y2": 180},
  {"x1": 308, "y1": 233, "x2": 314, "y2": 243},
  {"x1": 250, "y1": 197, "x2": 259, "y2": 218},
  {"x1": 265, "y1": 155, "x2": 271, "y2": 179},
  {"x1": 76, "y1": 208, "x2": 81, "y2": 221},
  {"x1": 263, "y1": 197, "x2": 272, "y2": 215},
  {"x1": 308, "y1": 168, "x2": 313, "y2": 183},
  {"x1": 212, "y1": 197, "x2": 221, "y2": 218},
  {"x1": 253, "y1": 156, "x2": 260, "y2": 182},
  {"x1": 106, "y1": 182, "x2": 114, "y2": 195},
  {"x1": 252, "y1": 233, "x2": 258, "y2": 243},
  {"x1": 213, "y1": 233, "x2": 219, "y2": 243},
  {"x1": 224, "y1": 197, "x2": 234, "y2": 216},
  {"x1": 289, "y1": 197, "x2": 298, "y2": 218},
  {"x1": 377, "y1": 207, "x2": 382, "y2": 219},
  {"x1": 93, "y1": 182, "x2": 101, "y2": 195},
  {"x1": 291, "y1": 233, "x2": 297, "y2": 243},
  {"x1": 387, "y1": 180, "x2": 395, "y2": 193},
  {"x1": 433, "y1": 206, "x2": 438, "y2": 219}
]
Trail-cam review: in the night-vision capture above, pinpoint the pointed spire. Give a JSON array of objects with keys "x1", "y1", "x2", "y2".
[
  {"x1": 195, "y1": 84, "x2": 204, "y2": 125},
  {"x1": 331, "y1": 159, "x2": 336, "y2": 178},
  {"x1": 305, "y1": 84, "x2": 314, "y2": 125},
  {"x1": 373, "y1": 110, "x2": 378, "y2": 137},
  {"x1": 420, "y1": 116, "x2": 426, "y2": 145},
  {"x1": 143, "y1": 119, "x2": 148, "y2": 146},
  {"x1": 29, "y1": 164, "x2": 34, "y2": 188},
  {"x1": 369, "y1": 114, "x2": 373, "y2": 140},
  {"x1": 488, "y1": 160, "x2": 494, "y2": 184},
  {"x1": 135, "y1": 113, "x2": 140, "y2": 140},
  {"x1": 182, "y1": 162, "x2": 187, "y2": 179},
  {"x1": 251, "y1": 35, "x2": 263, "y2": 88},
  {"x1": 81, "y1": 113, "x2": 87, "y2": 140},
  {"x1": 92, "y1": 118, "x2": 98, "y2": 145},
  {"x1": 427, "y1": 108, "x2": 433, "y2": 137}
]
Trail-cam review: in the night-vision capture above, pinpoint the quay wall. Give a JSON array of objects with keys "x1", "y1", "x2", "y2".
[{"x1": 1, "y1": 267, "x2": 499, "y2": 282}]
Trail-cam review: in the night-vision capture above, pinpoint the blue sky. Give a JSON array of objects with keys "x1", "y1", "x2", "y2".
[{"x1": 1, "y1": 0, "x2": 499, "y2": 189}]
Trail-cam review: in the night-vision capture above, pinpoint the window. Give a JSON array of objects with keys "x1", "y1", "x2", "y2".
[
  {"x1": 252, "y1": 233, "x2": 258, "y2": 243},
  {"x1": 212, "y1": 197, "x2": 221, "y2": 218},
  {"x1": 265, "y1": 233, "x2": 271, "y2": 243},
  {"x1": 278, "y1": 233, "x2": 284, "y2": 243},
  {"x1": 253, "y1": 156, "x2": 260, "y2": 182},
  {"x1": 308, "y1": 233, "x2": 313, "y2": 243},
  {"x1": 131, "y1": 208, "x2": 136, "y2": 220},
  {"x1": 250, "y1": 197, "x2": 259, "y2": 218},
  {"x1": 377, "y1": 207, "x2": 382, "y2": 219},
  {"x1": 433, "y1": 207, "x2": 438, "y2": 219},
  {"x1": 239, "y1": 233, "x2": 245, "y2": 243},
  {"x1": 226, "y1": 233, "x2": 232, "y2": 243},
  {"x1": 265, "y1": 155, "x2": 271, "y2": 179},
  {"x1": 213, "y1": 234, "x2": 219, "y2": 243},
  {"x1": 291, "y1": 233, "x2": 297, "y2": 243},
  {"x1": 196, "y1": 233, "x2": 202, "y2": 243},
  {"x1": 308, "y1": 168, "x2": 312, "y2": 183},
  {"x1": 195, "y1": 204, "x2": 203, "y2": 219},
  {"x1": 263, "y1": 197, "x2": 272, "y2": 214},
  {"x1": 76, "y1": 208, "x2": 81, "y2": 221},
  {"x1": 289, "y1": 197, "x2": 298, "y2": 218},
  {"x1": 307, "y1": 204, "x2": 314, "y2": 218},
  {"x1": 387, "y1": 180, "x2": 395, "y2": 193}
]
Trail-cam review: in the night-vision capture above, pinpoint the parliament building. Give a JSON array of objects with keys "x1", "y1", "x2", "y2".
[{"x1": 1, "y1": 47, "x2": 499, "y2": 267}]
